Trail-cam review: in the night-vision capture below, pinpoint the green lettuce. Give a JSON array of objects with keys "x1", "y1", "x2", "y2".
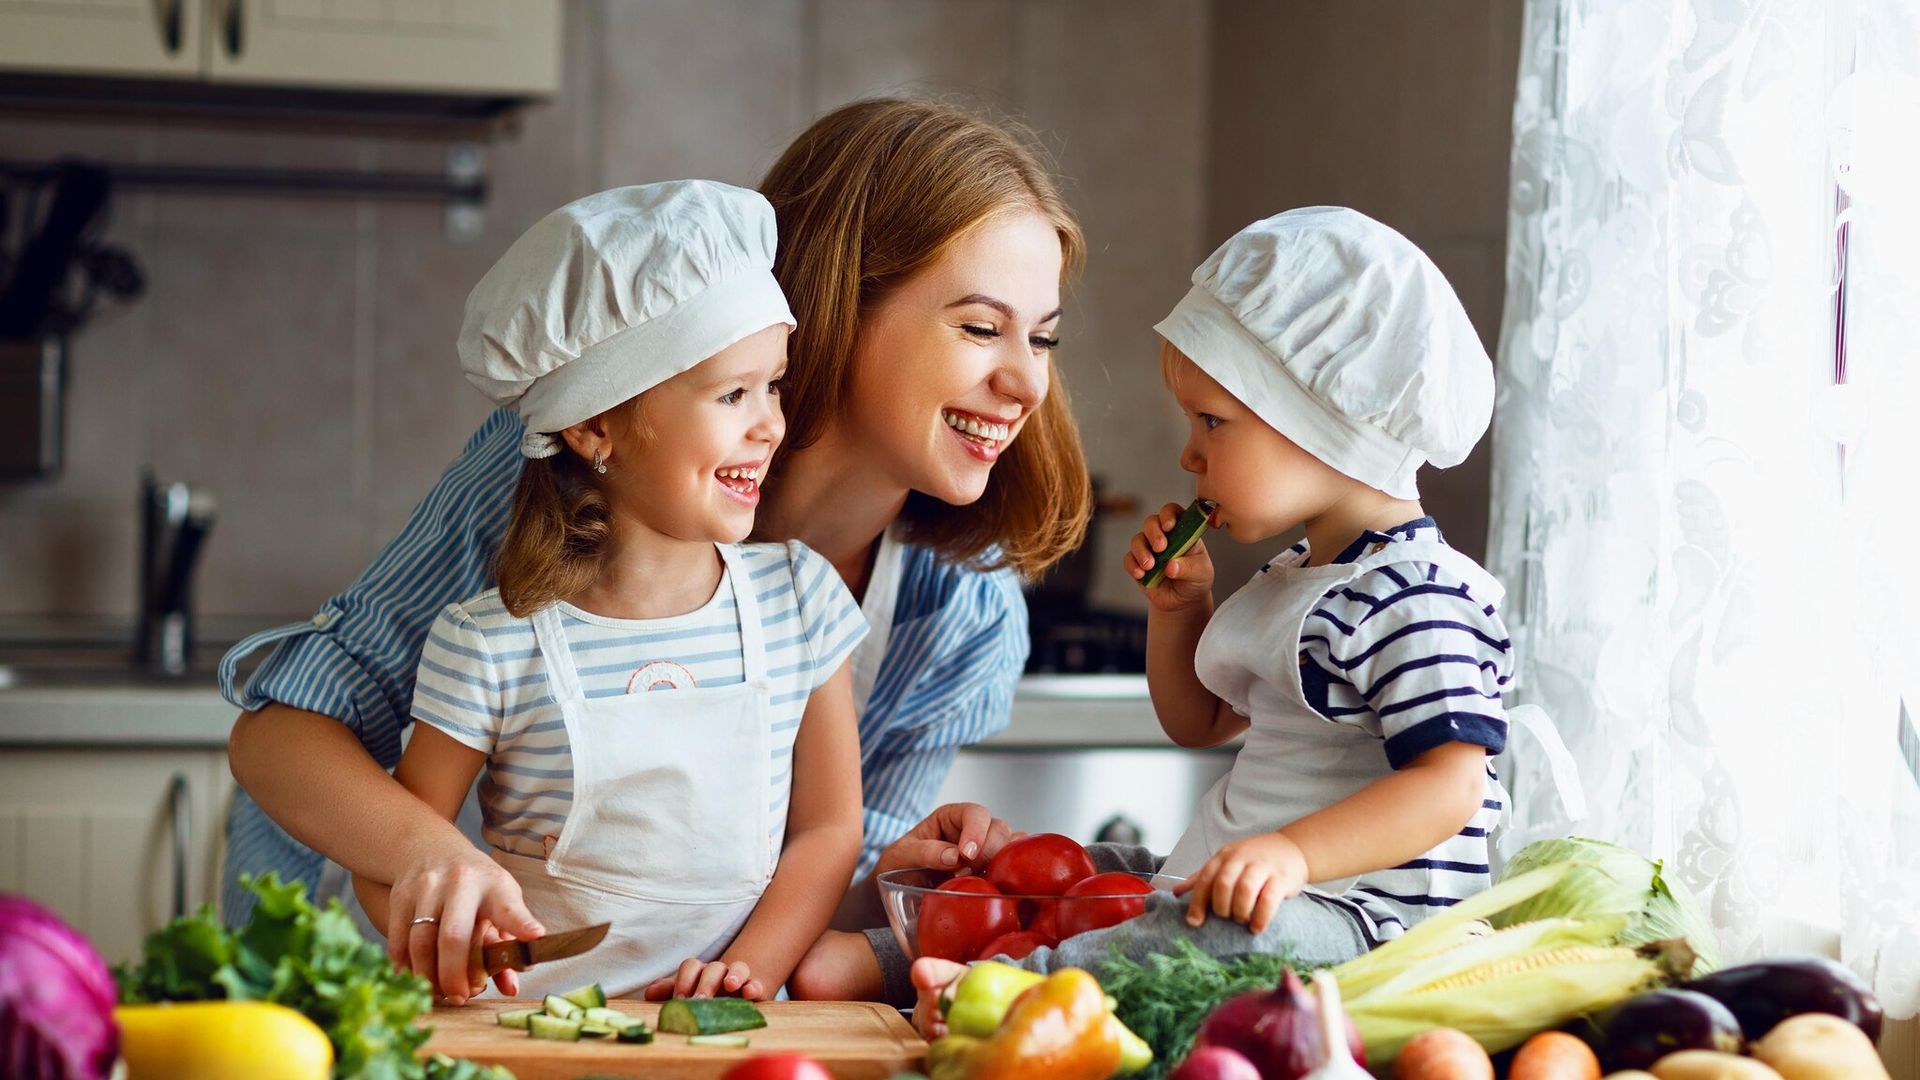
[{"x1": 115, "y1": 873, "x2": 511, "y2": 1080}]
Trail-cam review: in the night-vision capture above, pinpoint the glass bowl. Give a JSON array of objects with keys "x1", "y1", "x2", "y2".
[{"x1": 877, "y1": 867, "x2": 1175, "y2": 963}]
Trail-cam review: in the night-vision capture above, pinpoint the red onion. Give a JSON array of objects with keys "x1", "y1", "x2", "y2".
[
  {"x1": 0, "y1": 895, "x2": 120, "y2": 1080},
  {"x1": 1193, "y1": 969, "x2": 1364, "y2": 1080}
]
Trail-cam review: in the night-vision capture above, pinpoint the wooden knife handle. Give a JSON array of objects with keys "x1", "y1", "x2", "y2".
[{"x1": 478, "y1": 938, "x2": 528, "y2": 975}]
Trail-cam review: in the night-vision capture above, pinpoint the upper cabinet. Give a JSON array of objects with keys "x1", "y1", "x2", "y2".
[{"x1": 0, "y1": 0, "x2": 559, "y2": 101}]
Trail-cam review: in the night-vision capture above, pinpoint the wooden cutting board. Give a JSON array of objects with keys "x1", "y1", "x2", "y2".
[{"x1": 420, "y1": 1000, "x2": 927, "y2": 1080}]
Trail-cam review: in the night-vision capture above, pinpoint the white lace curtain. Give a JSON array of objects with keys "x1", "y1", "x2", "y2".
[{"x1": 1490, "y1": 0, "x2": 1920, "y2": 1018}]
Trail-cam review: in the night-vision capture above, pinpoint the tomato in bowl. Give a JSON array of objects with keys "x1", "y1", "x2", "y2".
[{"x1": 877, "y1": 866, "x2": 1165, "y2": 962}]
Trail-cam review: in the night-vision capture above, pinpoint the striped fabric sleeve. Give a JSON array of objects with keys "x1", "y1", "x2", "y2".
[
  {"x1": 785, "y1": 540, "x2": 870, "y2": 690},
  {"x1": 1301, "y1": 560, "x2": 1513, "y2": 770},
  {"x1": 854, "y1": 566, "x2": 1026, "y2": 877},
  {"x1": 410, "y1": 604, "x2": 503, "y2": 753}
]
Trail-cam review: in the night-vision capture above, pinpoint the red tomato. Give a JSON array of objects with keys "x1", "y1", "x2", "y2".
[
  {"x1": 722, "y1": 1054, "x2": 835, "y2": 1080},
  {"x1": 1024, "y1": 899, "x2": 1060, "y2": 945},
  {"x1": 1056, "y1": 871, "x2": 1154, "y2": 940},
  {"x1": 984, "y1": 833, "x2": 1097, "y2": 896},
  {"x1": 917, "y1": 876, "x2": 1020, "y2": 961},
  {"x1": 974, "y1": 929, "x2": 1047, "y2": 962}
]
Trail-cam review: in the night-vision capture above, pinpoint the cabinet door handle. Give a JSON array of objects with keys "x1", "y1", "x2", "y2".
[
  {"x1": 220, "y1": 0, "x2": 245, "y2": 58},
  {"x1": 167, "y1": 773, "x2": 191, "y2": 920},
  {"x1": 158, "y1": 0, "x2": 183, "y2": 53}
]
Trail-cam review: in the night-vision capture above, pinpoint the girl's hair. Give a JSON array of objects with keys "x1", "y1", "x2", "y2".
[
  {"x1": 757, "y1": 98, "x2": 1091, "y2": 580},
  {"x1": 495, "y1": 398, "x2": 652, "y2": 617}
]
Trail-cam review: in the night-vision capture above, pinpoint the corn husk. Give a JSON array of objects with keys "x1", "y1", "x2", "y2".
[
  {"x1": 1491, "y1": 837, "x2": 1721, "y2": 975},
  {"x1": 1324, "y1": 863, "x2": 1574, "y2": 998}
]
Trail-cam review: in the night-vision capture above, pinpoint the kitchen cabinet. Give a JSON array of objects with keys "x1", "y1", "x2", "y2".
[
  {"x1": 0, "y1": 0, "x2": 559, "y2": 98},
  {"x1": 0, "y1": 748, "x2": 233, "y2": 968}
]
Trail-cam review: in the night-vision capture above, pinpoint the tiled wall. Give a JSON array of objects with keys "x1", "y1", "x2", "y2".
[
  {"x1": 0, "y1": 0, "x2": 1209, "y2": 623},
  {"x1": 0, "y1": 0, "x2": 1520, "y2": 626}
]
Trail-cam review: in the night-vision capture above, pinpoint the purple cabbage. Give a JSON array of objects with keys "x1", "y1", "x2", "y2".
[{"x1": 0, "y1": 895, "x2": 119, "y2": 1080}]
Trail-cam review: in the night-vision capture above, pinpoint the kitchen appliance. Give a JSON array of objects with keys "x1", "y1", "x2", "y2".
[
  {"x1": 423, "y1": 1001, "x2": 924, "y2": 1080},
  {"x1": 0, "y1": 335, "x2": 61, "y2": 477}
]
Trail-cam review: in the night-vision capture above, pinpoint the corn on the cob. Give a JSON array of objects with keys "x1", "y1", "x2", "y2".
[
  {"x1": 1327, "y1": 863, "x2": 1575, "y2": 997},
  {"x1": 1360, "y1": 916, "x2": 1627, "y2": 1000},
  {"x1": 1342, "y1": 947, "x2": 1658, "y2": 1061}
]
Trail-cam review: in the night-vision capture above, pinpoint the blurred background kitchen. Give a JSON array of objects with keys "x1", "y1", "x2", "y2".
[{"x1": 4, "y1": 3, "x2": 1916, "y2": 1069}]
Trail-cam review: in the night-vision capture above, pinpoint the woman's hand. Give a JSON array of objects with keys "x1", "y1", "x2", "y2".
[
  {"x1": 1125, "y1": 502, "x2": 1216, "y2": 612},
  {"x1": 644, "y1": 958, "x2": 767, "y2": 1001},
  {"x1": 387, "y1": 843, "x2": 543, "y2": 1004},
  {"x1": 876, "y1": 802, "x2": 1016, "y2": 877}
]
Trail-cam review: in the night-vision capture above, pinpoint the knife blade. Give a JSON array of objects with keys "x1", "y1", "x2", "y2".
[{"x1": 479, "y1": 922, "x2": 610, "y2": 975}]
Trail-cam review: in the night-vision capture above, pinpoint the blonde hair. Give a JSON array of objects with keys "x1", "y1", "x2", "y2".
[
  {"x1": 757, "y1": 98, "x2": 1091, "y2": 580},
  {"x1": 495, "y1": 397, "x2": 654, "y2": 618}
]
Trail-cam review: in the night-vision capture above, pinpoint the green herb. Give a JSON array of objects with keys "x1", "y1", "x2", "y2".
[
  {"x1": 1097, "y1": 939, "x2": 1316, "y2": 1079},
  {"x1": 115, "y1": 873, "x2": 513, "y2": 1080}
]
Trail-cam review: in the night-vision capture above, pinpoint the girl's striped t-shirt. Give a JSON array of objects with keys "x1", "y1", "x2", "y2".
[{"x1": 410, "y1": 539, "x2": 866, "y2": 860}]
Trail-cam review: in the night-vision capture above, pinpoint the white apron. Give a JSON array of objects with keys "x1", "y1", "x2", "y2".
[
  {"x1": 1161, "y1": 540, "x2": 1579, "y2": 902},
  {"x1": 493, "y1": 543, "x2": 778, "y2": 998},
  {"x1": 849, "y1": 526, "x2": 904, "y2": 717}
]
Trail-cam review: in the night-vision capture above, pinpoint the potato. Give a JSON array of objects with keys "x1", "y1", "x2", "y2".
[
  {"x1": 1750, "y1": 1012, "x2": 1890, "y2": 1080},
  {"x1": 1649, "y1": 1051, "x2": 1784, "y2": 1080}
]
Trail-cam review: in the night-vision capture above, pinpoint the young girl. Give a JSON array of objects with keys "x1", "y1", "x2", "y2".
[
  {"x1": 353, "y1": 181, "x2": 866, "y2": 1003},
  {"x1": 911, "y1": 207, "x2": 1576, "y2": 1028}
]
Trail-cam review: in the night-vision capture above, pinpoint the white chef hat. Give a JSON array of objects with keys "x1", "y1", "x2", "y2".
[
  {"x1": 1153, "y1": 206, "x2": 1492, "y2": 499},
  {"x1": 459, "y1": 181, "x2": 796, "y2": 459}
]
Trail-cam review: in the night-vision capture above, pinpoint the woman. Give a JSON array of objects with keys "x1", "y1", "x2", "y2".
[{"x1": 218, "y1": 98, "x2": 1090, "y2": 999}]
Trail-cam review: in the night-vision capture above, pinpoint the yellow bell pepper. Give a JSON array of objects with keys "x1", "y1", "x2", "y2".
[
  {"x1": 930, "y1": 967, "x2": 1151, "y2": 1080},
  {"x1": 115, "y1": 1000, "x2": 332, "y2": 1080}
]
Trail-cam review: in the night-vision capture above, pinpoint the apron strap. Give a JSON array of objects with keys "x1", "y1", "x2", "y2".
[
  {"x1": 530, "y1": 604, "x2": 585, "y2": 705},
  {"x1": 1506, "y1": 703, "x2": 1588, "y2": 822},
  {"x1": 850, "y1": 527, "x2": 903, "y2": 717},
  {"x1": 718, "y1": 544, "x2": 768, "y2": 685}
]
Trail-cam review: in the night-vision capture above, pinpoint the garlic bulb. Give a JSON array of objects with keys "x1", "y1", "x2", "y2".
[{"x1": 1301, "y1": 973, "x2": 1372, "y2": 1080}]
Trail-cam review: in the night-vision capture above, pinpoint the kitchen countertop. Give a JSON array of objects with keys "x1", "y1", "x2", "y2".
[{"x1": 0, "y1": 670, "x2": 1172, "y2": 749}]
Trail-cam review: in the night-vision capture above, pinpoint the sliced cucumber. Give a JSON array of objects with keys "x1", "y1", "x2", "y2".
[
  {"x1": 1141, "y1": 498, "x2": 1216, "y2": 588},
  {"x1": 559, "y1": 982, "x2": 608, "y2": 1010},
  {"x1": 496, "y1": 1006, "x2": 543, "y2": 1031},
  {"x1": 542, "y1": 993, "x2": 584, "y2": 1020},
  {"x1": 583, "y1": 1007, "x2": 636, "y2": 1027},
  {"x1": 687, "y1": 1033, "x2": 752, "y2": 1049},
  {"x1": 579, "y1": 1022, "x2": 615, "y2": 1038},
  {"x1": 529, "y1": 1014, "x2": 583, "y2": 1041},
  {"x1": 615, "y1": 1021, "x2": 654, "y2": 1044},
  {"x1": 656, "y1": 997, "x2": 769, "y2": 1035}
]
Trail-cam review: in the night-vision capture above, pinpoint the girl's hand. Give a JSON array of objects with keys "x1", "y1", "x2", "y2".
[
  {"x1": 909, "y1": 957, "x2": 970, "y2": 1039},
  {"x1": 644, "y1": 957, "x2": 766, "y2": 1001},
  {"x1": 1171, "y1": 832, "x2": 1309, "y2": 935},
  {"x1": 388, "y1": 842, "x2": 543, "y2": 1004},
  {"x1": 1124, "y1": 502, "x2": 1216, "y2": 612}
]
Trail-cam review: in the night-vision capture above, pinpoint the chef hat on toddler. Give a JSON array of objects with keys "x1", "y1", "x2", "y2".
[
  {"x1": 459, "y1": 181, "x2": 796, "y2": 459},
  {"x1": 1153, "y1": 206, "x2": 1492, "y2": 499}
]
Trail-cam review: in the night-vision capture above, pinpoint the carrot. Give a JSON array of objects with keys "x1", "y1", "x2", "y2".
[
  {"x1": 1510, "y1": 1031, "x2": 1602, "y2": 1080},
  {"x1": 1393, "y1": 1027, "x2": 1493, "y2": 1080}
]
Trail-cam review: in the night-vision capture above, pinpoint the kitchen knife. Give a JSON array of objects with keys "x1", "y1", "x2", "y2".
[{"x1": 479, "y1": 922, "x2": 610, "y2": 975}]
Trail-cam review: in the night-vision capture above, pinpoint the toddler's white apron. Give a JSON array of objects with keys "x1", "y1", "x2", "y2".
[
  {"x1": 1160, "y1": 539, "x2": 1580, "y2": 895},
  {"x1": 493, "y1": 543, "x2": 778, "y2": 998}
]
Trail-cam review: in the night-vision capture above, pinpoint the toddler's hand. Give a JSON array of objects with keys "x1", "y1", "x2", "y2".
[
  {"x1": 1172, "y1": 832, "x2": 1308, "y2": 934},
  {"x1": 909, "y1": 956, "x2": 970, "y2": 1039},
  {"x1": 1124, "y1": 502, "x2": 1215, "y2": 611},
  {"x1": 644, "y1": 957, "x2": 766, "y2": 1001}
]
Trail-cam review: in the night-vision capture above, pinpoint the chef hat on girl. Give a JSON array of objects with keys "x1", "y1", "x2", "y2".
[
  {"x1": 1153, "y1": 206, "x2": 1492, "y2": 499},
  {"x1": 459, "y1": 181, "x2": 795, "y2": 459}
]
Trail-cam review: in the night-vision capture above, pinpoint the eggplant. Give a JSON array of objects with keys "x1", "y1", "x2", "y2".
[
  {"x1": 1595, "y1": 989, "x2": 1744, "y2": 1071},
  {"x1": 1685, "y1": 955, "x2": 1884, "y2": 1042}
]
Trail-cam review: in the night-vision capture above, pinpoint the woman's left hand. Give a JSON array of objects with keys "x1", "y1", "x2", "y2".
[{"x1": 643, "y1": 957, "x2": 767, "y2": 1001}]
